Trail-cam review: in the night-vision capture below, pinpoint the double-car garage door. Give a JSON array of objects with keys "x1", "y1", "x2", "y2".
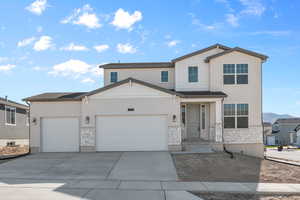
[{"x1": 41, "y1": 115, "x2": 167, "y2": 152}]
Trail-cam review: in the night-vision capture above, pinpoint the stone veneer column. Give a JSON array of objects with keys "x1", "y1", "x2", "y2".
[
  {"x1": 215, "y1": 100, "x2": 223, "y2": 143},
  {"x1": 80, "y1": 127, "x2": 96, "y2": 152}
]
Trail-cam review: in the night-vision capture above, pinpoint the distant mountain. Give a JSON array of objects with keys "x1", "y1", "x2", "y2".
[{"x1": 263, "y1": 112, "x2": 295, "y2": 124}]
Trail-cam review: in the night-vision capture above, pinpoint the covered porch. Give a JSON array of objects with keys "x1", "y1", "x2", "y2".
[{"x1": 179, "y1": 96, "x2": 225, "y2": 147}]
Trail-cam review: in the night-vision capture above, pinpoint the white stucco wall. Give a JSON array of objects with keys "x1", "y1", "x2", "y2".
[
  {"x1": 83, "y1": 82, "x2": 181, "y2": 148},
  {"x1": 104, "y1": 68, "x2": 175, "y2": 89},
  {"x1": 174, "y1": 48, "x2": 225, "y2": 91},
  {"x1": 209, "y1": 51, "x2": 263, "y2": 144},
  {"x1": 29, "y1": 101, "x2": 81, "y2": 149}
]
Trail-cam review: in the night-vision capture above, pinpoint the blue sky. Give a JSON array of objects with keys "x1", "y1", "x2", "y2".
[{"x1": 0, "y1": 0, "x2": 299, "y2": 116}]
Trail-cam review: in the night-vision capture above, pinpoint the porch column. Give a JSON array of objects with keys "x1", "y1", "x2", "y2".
[{"x1": 215, "y1": 99, "x2": 223, "y2": 142}]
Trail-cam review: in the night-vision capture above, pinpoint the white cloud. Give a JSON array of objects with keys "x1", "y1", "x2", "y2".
[
  {"x1": 167, "y1": 40, "x2": 180, "y2": 47},
  {"x1": 226, "y1": 14, "x2": 239, "y2": 27},
  {"x1": 37, "y1": 26, "x2": 43, "y2": 32},
  {"x1": 33, "y1": 36, "x2": 53, "y2": 51},
  {"x1": 49, "y1": 59, "x2": 91, "y2": 78},
  {"x1": 90, "y1": 66, "x2": 103, "y2": 76},
  {"x1": 33, "y1": 66, "x2": 47, "y2": 71},
  {"x1": 189, "y1": 13, "x2": 221, "y2": 31},
  {"x1": 60, "y1": 43, "x2": 89, "y2": 51},
  {"x1": 81, "y1": 78, "x2": 95, "y2": 83},
  {"x1": 0, "y1": 64, "x2": 16, "y2": 72},
  {"x1": 26, "y1": 0, "x2": 48, "y2": 15},
  {"x1": 0, "y1": 57, "x2": 8, "y2": 63},
  {"x1": 239, "y1": 0, "x2": 265, "y2": 16},
  {"x1": 94, "y1": 44, "x2": 109, "y2": 53},
  {"x1": 117, "y1": 43, "x2": 137, "y2": 54},
  {"x1": 61, "y1": 4, "x2": 101, "y2": 29},
  {"x1": 111, "y1": 8, "x2": 142, "y2": 30},
  {"x1": 17, "y1": 37, "x2": 36, "y2": 47},
  {"x1": 249, "y1": 30, "x2": 291, "y2": 36}
]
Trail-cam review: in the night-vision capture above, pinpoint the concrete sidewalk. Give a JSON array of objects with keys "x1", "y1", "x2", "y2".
[{"x1": 0, "y1": 179, "x2": 300, "y2": 194}]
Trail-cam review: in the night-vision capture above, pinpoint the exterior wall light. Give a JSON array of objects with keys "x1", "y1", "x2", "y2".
[
  {"x1": 172, "y1": 114, "x2": 177, "y2": 122},
  {"x1": 32, "y1": 117, "x2": 37, "y2": 125},
  {"x1": 85, "y1": 116, "x2": 90, "y2": 124}
]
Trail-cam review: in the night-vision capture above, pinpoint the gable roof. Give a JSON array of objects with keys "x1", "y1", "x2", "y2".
[
  {"x1": 99, "y1": 62, "x2": 174, "y2": 69},
  {"x1": 275, "y1": 118, "x2": 300, "y2": 124},
  {"x1": 0, "y1": 97, "x2": 29, "y2": 109},
  {"x1": 76, "y1": 77, "x2": 179, "y2": 99},
  {"x1": 77, "y1": 77, "x2": 227, "y2": 99},
  {"x1": 23, "y1": 92, "x2": 86, "y2": 102},
  {"x1": 171, "y1": 43, "x2": 231, "y2": 62},
  {"x1": 205, "y1": 47, "x2": 268, "y2": 62}
]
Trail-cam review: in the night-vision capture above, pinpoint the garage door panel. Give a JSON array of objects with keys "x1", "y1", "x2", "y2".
[
  {"x1": 96, "y1": 115, "x2": 167, "y2": 151},
  {"x1": 42, "y1": 118, "x2": 79, "y2": 152}
]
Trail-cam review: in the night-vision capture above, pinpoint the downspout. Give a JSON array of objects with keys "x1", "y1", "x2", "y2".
[
  {"x1": 221, "y1": 97, "x2": 234, "y2": 158},
  {"x1": 25, "y1": 101, "x2": 31, "y2": 154}
]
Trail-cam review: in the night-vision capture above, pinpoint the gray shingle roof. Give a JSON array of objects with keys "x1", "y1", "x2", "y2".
[
  {"x1": 275, "y1": 118, "x2": 300, "y2": 124},
  {"x1": 205, "y1": 47, "x2": 268, "y2": 62},
  {"x1": 99, "y1": 62, "x2": 174, "y2": 69},
  {"x1": 23, "y1": 92, "x2": 86, "y2": 102},
  {"x1": 172, "y1": 43, "x2": 231, "y2": 62},
  {"x1": 0, "y1": 97, "x2": 29, "y2": 109}
]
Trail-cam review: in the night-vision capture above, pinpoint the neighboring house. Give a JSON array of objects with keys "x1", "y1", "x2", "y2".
[
  {"x1": 263, "y1": 122, "x2": 274, "y2": 145},
  {"x1": 0, "y1": 97, "x2": 29, "y2": 147},
  {"x1": 294, "y1": 124, "x2": 300, "y2": 146},
  {"x1": 24, "y1": 44, "x2": 268, "y2": 157},
  {"x1": 272, "y1": 118, "x2": 300, "y2": 145}
]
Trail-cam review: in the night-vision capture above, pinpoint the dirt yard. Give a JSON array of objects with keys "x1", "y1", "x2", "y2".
[
  {"x1": 0, "y1": 145, "x2": 29, "y2": 158},
  {"x1": 193, "y1": 192, "x2": 300, "y2": 200},
  {"x1": 173, "y1": 153, "x2": 300, "y2": 183}
]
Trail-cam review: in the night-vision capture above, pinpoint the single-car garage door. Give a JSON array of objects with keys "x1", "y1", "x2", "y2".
[
  {"x1": 41, "y1": 117, "x2": 79, "y2": 152},
  {"x1": 96, "y1": 115, "x2": 167, "y2": 151}
]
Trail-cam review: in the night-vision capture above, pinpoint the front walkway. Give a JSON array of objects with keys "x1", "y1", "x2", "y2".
[{"x1": 0, "y1": 179, "x2": 300, "y2": 199}]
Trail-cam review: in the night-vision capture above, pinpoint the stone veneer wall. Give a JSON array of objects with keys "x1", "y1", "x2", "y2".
[
  {"x1": 80, "y1": 127, "x2": 95, "y2": 151},
  {"x1": 223, "y1": 126, "x2": 263, "y2": 144}
]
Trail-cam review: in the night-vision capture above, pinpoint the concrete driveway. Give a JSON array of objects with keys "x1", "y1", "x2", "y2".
[
  {"x1": 0, "y1": 152, "x2": 190, "y2": 200},
  {"x1": 266, "y1": 148, "x2": 300, "y2": 163}
]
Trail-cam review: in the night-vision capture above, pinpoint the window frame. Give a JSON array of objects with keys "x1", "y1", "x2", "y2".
[
  {"x1": 188, "y1": 66, "x2": 198, "y2": 83},
  {"x1": 110, "y1": 71, "x2": 118, "y2": 83},
  {"x1": 224, "y1": 104, "x2": 249, "y2": 129},
  {"x1": 160, "y1": 71, "x2": 169, "y2": 83},
  {"x1": 223, "y1": 64, "x2": 248, "y2": 85},
  {"x1": 5, "y1": 105, "x2": 16, "y2": 126},
  {"x1": 224, "y1": 104, "x2": 236, "y2": 128},
  {"x1": 237, "y1": 104, "x2": 249, "y2": 128}
]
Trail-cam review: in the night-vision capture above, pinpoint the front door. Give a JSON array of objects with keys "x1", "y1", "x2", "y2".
[
  {"x1": 186, "y1": 104, "x2": 208, "y2": 140},
  {"x1": 186, "y1": 104, "x2": 200, "y2": 139}
]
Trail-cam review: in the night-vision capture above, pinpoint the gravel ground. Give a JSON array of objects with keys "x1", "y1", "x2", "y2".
[
  {"x1": 0, "y1": 145, "x2": 29, "y2": 158},
  {"x1": 173, "y1": 153, "x2": 300, "y2": 183},
  {"x1": 194, "y1": 192, "x2": 300, "y2": 200}
]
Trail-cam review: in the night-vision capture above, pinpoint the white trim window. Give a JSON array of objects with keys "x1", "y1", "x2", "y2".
[
  {"x1": 224, "y1": 104, "x2": 249, "y2": 129},
  {"x1": 161, "y1": 71, "x2": 169, "y2": 82},
  {"x1": 5, "y1": 106, "x2": 16, "y2": 125},
  {"x1": 110, "y1": 72, "x2": 118, "y2": 83},
  {"x1": 223, "y1": 64, "x2": 248, "y2": 85}
]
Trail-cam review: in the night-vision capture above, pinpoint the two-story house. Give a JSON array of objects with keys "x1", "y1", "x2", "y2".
[{"x1": 24, "y1": 44, "x2": 268, "y2": 157}]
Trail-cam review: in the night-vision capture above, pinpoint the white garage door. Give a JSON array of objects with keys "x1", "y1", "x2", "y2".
[
  {"x1": 96, "y1": 115, "x2": 167, "y2": 151},
  {"x1": 41, "y1": 118, "x2": 79, "y2": 152}
]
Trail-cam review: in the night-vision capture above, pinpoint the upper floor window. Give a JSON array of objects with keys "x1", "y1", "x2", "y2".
[
  {"x1": 161, "y1": 71, "x2": 169, "y2": 82},
  {"x1": 223, "y1": 64, "x2": 248, "y2": 85},
  {"x1": 5, "y1": 106, "x2": 16, "y2": 125},
  {"x1": 110, "y1": 72, "x2": 118, "y2": 83},
  {"x1": 188, "y1": 66, "x2": 198, "y2": 82},
  {"x1": 224, "y1": 103, "x2": 249, "y2": 129}
]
